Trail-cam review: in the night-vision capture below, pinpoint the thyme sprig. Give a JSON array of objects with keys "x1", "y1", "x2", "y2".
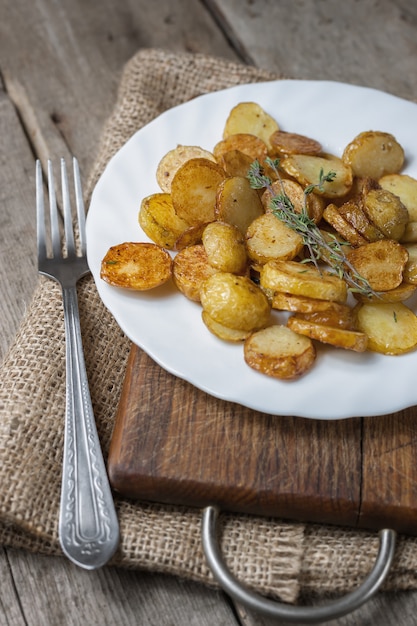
[{"x1": 247, "y1": 158, "x2": 379, "y2": 297}]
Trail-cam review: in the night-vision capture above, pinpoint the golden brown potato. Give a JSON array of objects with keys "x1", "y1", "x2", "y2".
[
  {"x1": 213, "y1": 133, "x2": 269, "y2": 165},
  {"x1": 362, "y1": 188, "x2": 409, "y2": 241},
  {"x1": 216, "y1": 149, "x2": 254, "y2": 178},
  {"x1": 200, "y1": 272, "x2": 271, "y2": 331},
  {"x1": 342, "y1": 131, "x2": 405, "y2": 179},
  {"x1": 171, "y1": 158, "x2": 226, "y2": 226},
  {"x1": 269, "y1": 130, "x2": 322, "y2": 156},
  {"x1": 287, "y1": 316, "x2": 368, "y2": 352},
  {"x1": 156, "y1": 145, "x2": 217, "y2": 192},
  {"x1": 244, "y1": 324, "x2": 316, "y2": 380},
  {"x1": 401, "y1": 222, "x2": 417, "y2": 243},
  {"x1": 139, "y1": 193, "x2": 189, "y2": 249},
  {"x1": 222, "y1": 102, "x2": 279, "y2": 150},
  {"x1": 201, "y1": 310, "x2": 250, "y2": 342},
  {"x1": 280, "y1": 153, "x2": 353, "y2": 198},
  {"x1": 172, "y1": 244, "x2": 218, "y2": 301},
  {"x1": 403, "y1": 243, "x2": 417, "y2": 285},
  {"x1": 354, "y1": 301, "x2": 417, "y2": 355},
  {"x1": 296, "y1": 306, "x2": 355, "y2": 330},
  {"x1": 337, "y1": 200, "x2": 385, "y2": 242},
  {"x1": 346, "y1": 239, "x2": 409, "y2": 291},
  {"x1": 379, "y1": 173, "x2": 417, "y2": 222},
  {"x1": 322, "y1": 204, "x2": 368, "y2": 247},
  {"x1": 261, "y1": 259, "x2": 348, "y2": 303},
  {"x1": 215, "y1": 176, "x2": 264, "y2": 234},
  {"x1": 245, "y1": 212, "x2": 304, "y2": 265},
  {"x1": 262, "y1": 178, "x2": 325, "y2": 224},
  {"x1": 101, "y1": 242, "x2": 172, "y2": 290},
  {"x1": 352, "y1": 282, "x2": 416, "y2": 304},
  {"x1": 174, "y1": 222, "x2": 208, "y2": 251},
  {"x1": 202, "y1": 221, "x2": 248, "y2": 274},
  {"x1": 272, "y1": 292, "x2": 352, "y2": 315}
]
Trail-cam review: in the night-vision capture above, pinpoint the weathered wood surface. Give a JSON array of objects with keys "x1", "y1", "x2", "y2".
[{"x1": 1, "y1": 1, "x2": 417, "y2": 624}]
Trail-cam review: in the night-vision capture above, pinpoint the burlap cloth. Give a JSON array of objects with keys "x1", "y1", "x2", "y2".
[{"x1": 1, "y1": 48, "x2": 417, "y2": 605}]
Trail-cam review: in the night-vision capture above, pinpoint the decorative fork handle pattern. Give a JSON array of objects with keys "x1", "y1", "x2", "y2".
[{"x1": 58, "y1": 284, "x2": 119, "y2": 569}]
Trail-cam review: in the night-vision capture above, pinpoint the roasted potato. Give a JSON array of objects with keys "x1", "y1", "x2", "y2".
[
  {"x1": 100, "y1": 242, "x2": 172, "y2": 290},
  {"x1": 244, "y1": 324, "x2": 316, "y2": 379},
  {"x1": 379, "y1": 173, "x2": 417, "y2": 222},
  {"x1": 245, "y1": 212, "x2": 304, "y2": 265},
  {"x1": 337, "y1": 200, "x2": 385, "y2": 242},
  {"x1": 200, "y1": 272, "x2": 271, "y2": 331},
  {"x1": 223, "y1": 102, "x2": 279, "y2": 150},
  {"x1": 172, "y1": 244, "x2": 218, "y2": 301},
  {"x1": 346, "y1": 239, "x2": 409, "y2": 291},
  {"x1": 262, "y1": 178, "x2": 325, "y2": 224},
  {"x1": 269, "y1": 130, "x2": 322, "y2": 156},
  {"x1": 401, "y1": 222, "x2": 417, "y2": 243},
  {"x1": 261, "y1": 259, "x2": 348, "y2": 303},
  {"x1": 403, "y1": 243, "x2": 417, "y2": 285},
  {"x1": 213, "y1": 133, "x2": 268, "y2": 164},
  {"x1": 342, "y1": 131, "x2": 405, "y2": 179},
  {"x1": 216, "y1": 149, "x2": 254, "y2": 178},
  {"x1": 215, "y1": 176, "x2": 264, "y2": 234},
  {"x1": 139, "y1": 193, "x2": 189, "y2": 249},
  {"x1": 322, "y1": 204, "x2": 368, "y2": 247},
  {"x1": 156, "y1": 145, "x2": 217, "y2": 192},
  {"x1": 201, "y1": 310, "x2": 250, "y2": 342},
  {"x1": 354, "y1": 301, "x2": 417, "y2": 355},
  {"x1": 280, "y1": 153, "x2": 353, "y2": 198},
  {"x1": 171, "y1": 158, "x2": 226, "y2": 226},
  {"x1": 287, "y1": 316, "x2": 368, "y2": 352},
  {"x1": 202, "y1": 221, "x2": 248, "y2": 274},
  {"x1": 362, "y1": 188, "x2": 409, "y2": 241},
  {"x1": 272, "y1": 292, "x2": 353, "y2": 315},
  {"x1": 353, "y1": 282, "x2": 416, "y2": 304},
  {"x1": 174, "y1": 222, "x2": 208, "y2": 251}
]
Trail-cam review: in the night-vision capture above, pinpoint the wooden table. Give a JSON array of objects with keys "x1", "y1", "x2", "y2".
[{"x1": 1, "y1": 1, "x2": 417, "y2": 624}]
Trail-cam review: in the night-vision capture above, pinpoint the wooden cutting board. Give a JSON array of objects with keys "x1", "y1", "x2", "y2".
[{"x1": 108, "y1": 343, "x2": 417, "y2": 535}]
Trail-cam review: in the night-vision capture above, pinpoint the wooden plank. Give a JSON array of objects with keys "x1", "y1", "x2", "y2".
[{"x1": 109, "y1": 344, "x2": 362, "y2": 527}]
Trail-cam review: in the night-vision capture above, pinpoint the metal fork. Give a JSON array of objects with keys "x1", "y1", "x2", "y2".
[{"x1": 36, "y1": 158, "x2": 119, "y2": 569}]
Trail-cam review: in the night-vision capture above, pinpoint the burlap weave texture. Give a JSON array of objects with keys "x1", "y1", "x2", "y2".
[{"x1": 1, "y1": 48, "x2": 417, "y2": 604}]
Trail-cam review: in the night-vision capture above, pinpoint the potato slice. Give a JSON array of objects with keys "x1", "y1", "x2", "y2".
[
  {"x1": 223, "y1": 102, "x2": 279, "y2": 150},
  {"x1": 216, "y1": 176, "x2": 264, "y2": 234},
  {"x1": 379, "y1": 173, "x2": 417, "y2": 222},
  {"x1": 322, "y1": 204, "x2": 368, "y2": 247},
  {"x1": 262, "y1": 178, "x2": 325, "y2": 224},
  {"x1": 172, "y1": 244, "x2": 218, "y2": 301},
  {"x1": 261, "y1": 259, "x2": 348, "y2": 303},
  {"x1": 171, "y1": 158, "x2": 226, "y2": 226},
  {"x1": 362, "y1": 188, "x2": 409, "y2": 241},
  {"x1": 213, "y1": 133, "x2": 268, "y2": 164},
  {"x1": 296, "y1": 306, "x2": 355, "y2": 330},
  {"x1": 101, "y1": 242, "x2": 172, "y2": 290},
  {"x1": 201, "y1": 310, "x2": 250, "y2": 342},
  {"x1": 287, "y1": 316, "x2": 368, "y2": 352},
  {"x1": 245, "y1": 212, "x2": 304, "y2": 265},
  {"x1": 202, "y1": 221, "x2": 248, "y2": 274},
  {"x1": 337, "y1": 200, "x2": 385, "y2": 242},
  {"x1": 354, "y1": 301, "x2": 417, "y2": 355},
  {"x1": 280, "y1": 153, "x2": 353, "y2": 198},
  {"x1": 403, "y1": 243, "x2": 417, "y2": 285},
  {"x1": 269, "y1": 130, "x2": 322, "y2": 156},
  {"x1": 156, "y1": 145, "x2": 216, "y2": 192},
  {"x1": 244, "y1": 324, "x2": 316, "y2": 380},
  {"x1": 342, "y1": 131, "x2": 405, "y2": 179},
  {"x1": 216, "y1": 149, "x2": 254, "y2": 178},
  {"x1": 272, "y1": 292, "x2": 352, "y2": 315},
  {"x1": 200, "y1": 272, "x2": 271, "y2": 331},
  {"x1": 346, "y1": 239, "x2": 408, "y2": 291},
  {"x1": 174, "y1": 222, "x2": 208, "y2": 251},
  {"x1": 401, "y1": 221, "x2": 417, "y2": 243},
  {"x1": 353, "y1": 282, "x2": 416, "y2": 304},
  {"x1": 138, "y1": 193, "x2": 189, "y2": 249}
]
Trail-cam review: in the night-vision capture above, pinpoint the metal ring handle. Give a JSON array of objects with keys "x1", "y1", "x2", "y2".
[{"x1": 202, "y1": 506, "x2": 396, "y2": 624}]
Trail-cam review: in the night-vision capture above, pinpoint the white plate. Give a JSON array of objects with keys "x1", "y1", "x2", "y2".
[{"x1": 86, "y1": 80, "x2": 417, "y2": 419}]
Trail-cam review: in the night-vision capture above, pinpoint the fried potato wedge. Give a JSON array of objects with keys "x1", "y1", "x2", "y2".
[
  {"x1": 346, "y1": 239, "x2": 408, "y2": 291},
  {"x1": 200, "y1": 272, "x2": 271, "y2": 331},
  {"x1": 342, "y1": 131, "x2": 405, "y2": 179},
  {"x1": 403, "y1": 243, "x2": 417, "y2": 285},
  {"x1": 223, "y1": 102, "x2": 279, "y2": 150},
  {"x1": 244, "y1": 324, "x2": 316, "y2": 379},
  {"x1": 269, "y1": 130, "x2": 322, "y2": 156},
  {"x1": 171, "y1": 158, "x2": 226, "y2": 226},
  {"x1": 202, "y1": 221, "x2": 248, "y2": 274},
  {"x1": 245, "y1": 212, "x2": 304, "y2": 265},
  {"x1": 215, "y1": 176, "x2": 264, "y2": 234},
  {"x1": 280, "y1": 153, "x2": 353, "y2": 198},
  {"x1": 362, "y1": 188, "x2": 409, "y2": 241},
  {"x1": 354, "y1": 301, "x2": 417, "y2": 355},
  {"x1": 213, "y1": 133, "x2": 268, "y2": 164},
  {"x1": 156, "y1": 145, "x2": 216, "y2": 192},
  {"x1": 322, "y1": 204, "x2": 368, "y2": 247},
  {"x1": 262, "y1": 178, "x2": 325, "y2": 224},
  {"x1": 201, "y1": 310, "x2": 250, "y2": 342},
  {"x1": 261, "y1": 259, "x2": 348, "y2": 303},
  {"x1": 353, "y1": 282, "x2": 416, "y2": 304},
  {"x1": 287, "y1": 316, "x2": 368, "y2": 352},
  {"x1": 139, "y1": 192, "x2": 189, "y2": 249},
  {"x1": 379, "y1": 173, "x2": 417, "y2": 222},
  {"x1": 172, "y1": 244, "x2": 218, "y2": 301},
  {"x1": 101, "y1": 242, "x2": 172, "y2": 290}
]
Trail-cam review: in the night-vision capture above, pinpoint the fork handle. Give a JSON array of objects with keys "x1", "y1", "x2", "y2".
[{"x1": 59, "y1": 284, "x2": 119, "y2": 569}]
